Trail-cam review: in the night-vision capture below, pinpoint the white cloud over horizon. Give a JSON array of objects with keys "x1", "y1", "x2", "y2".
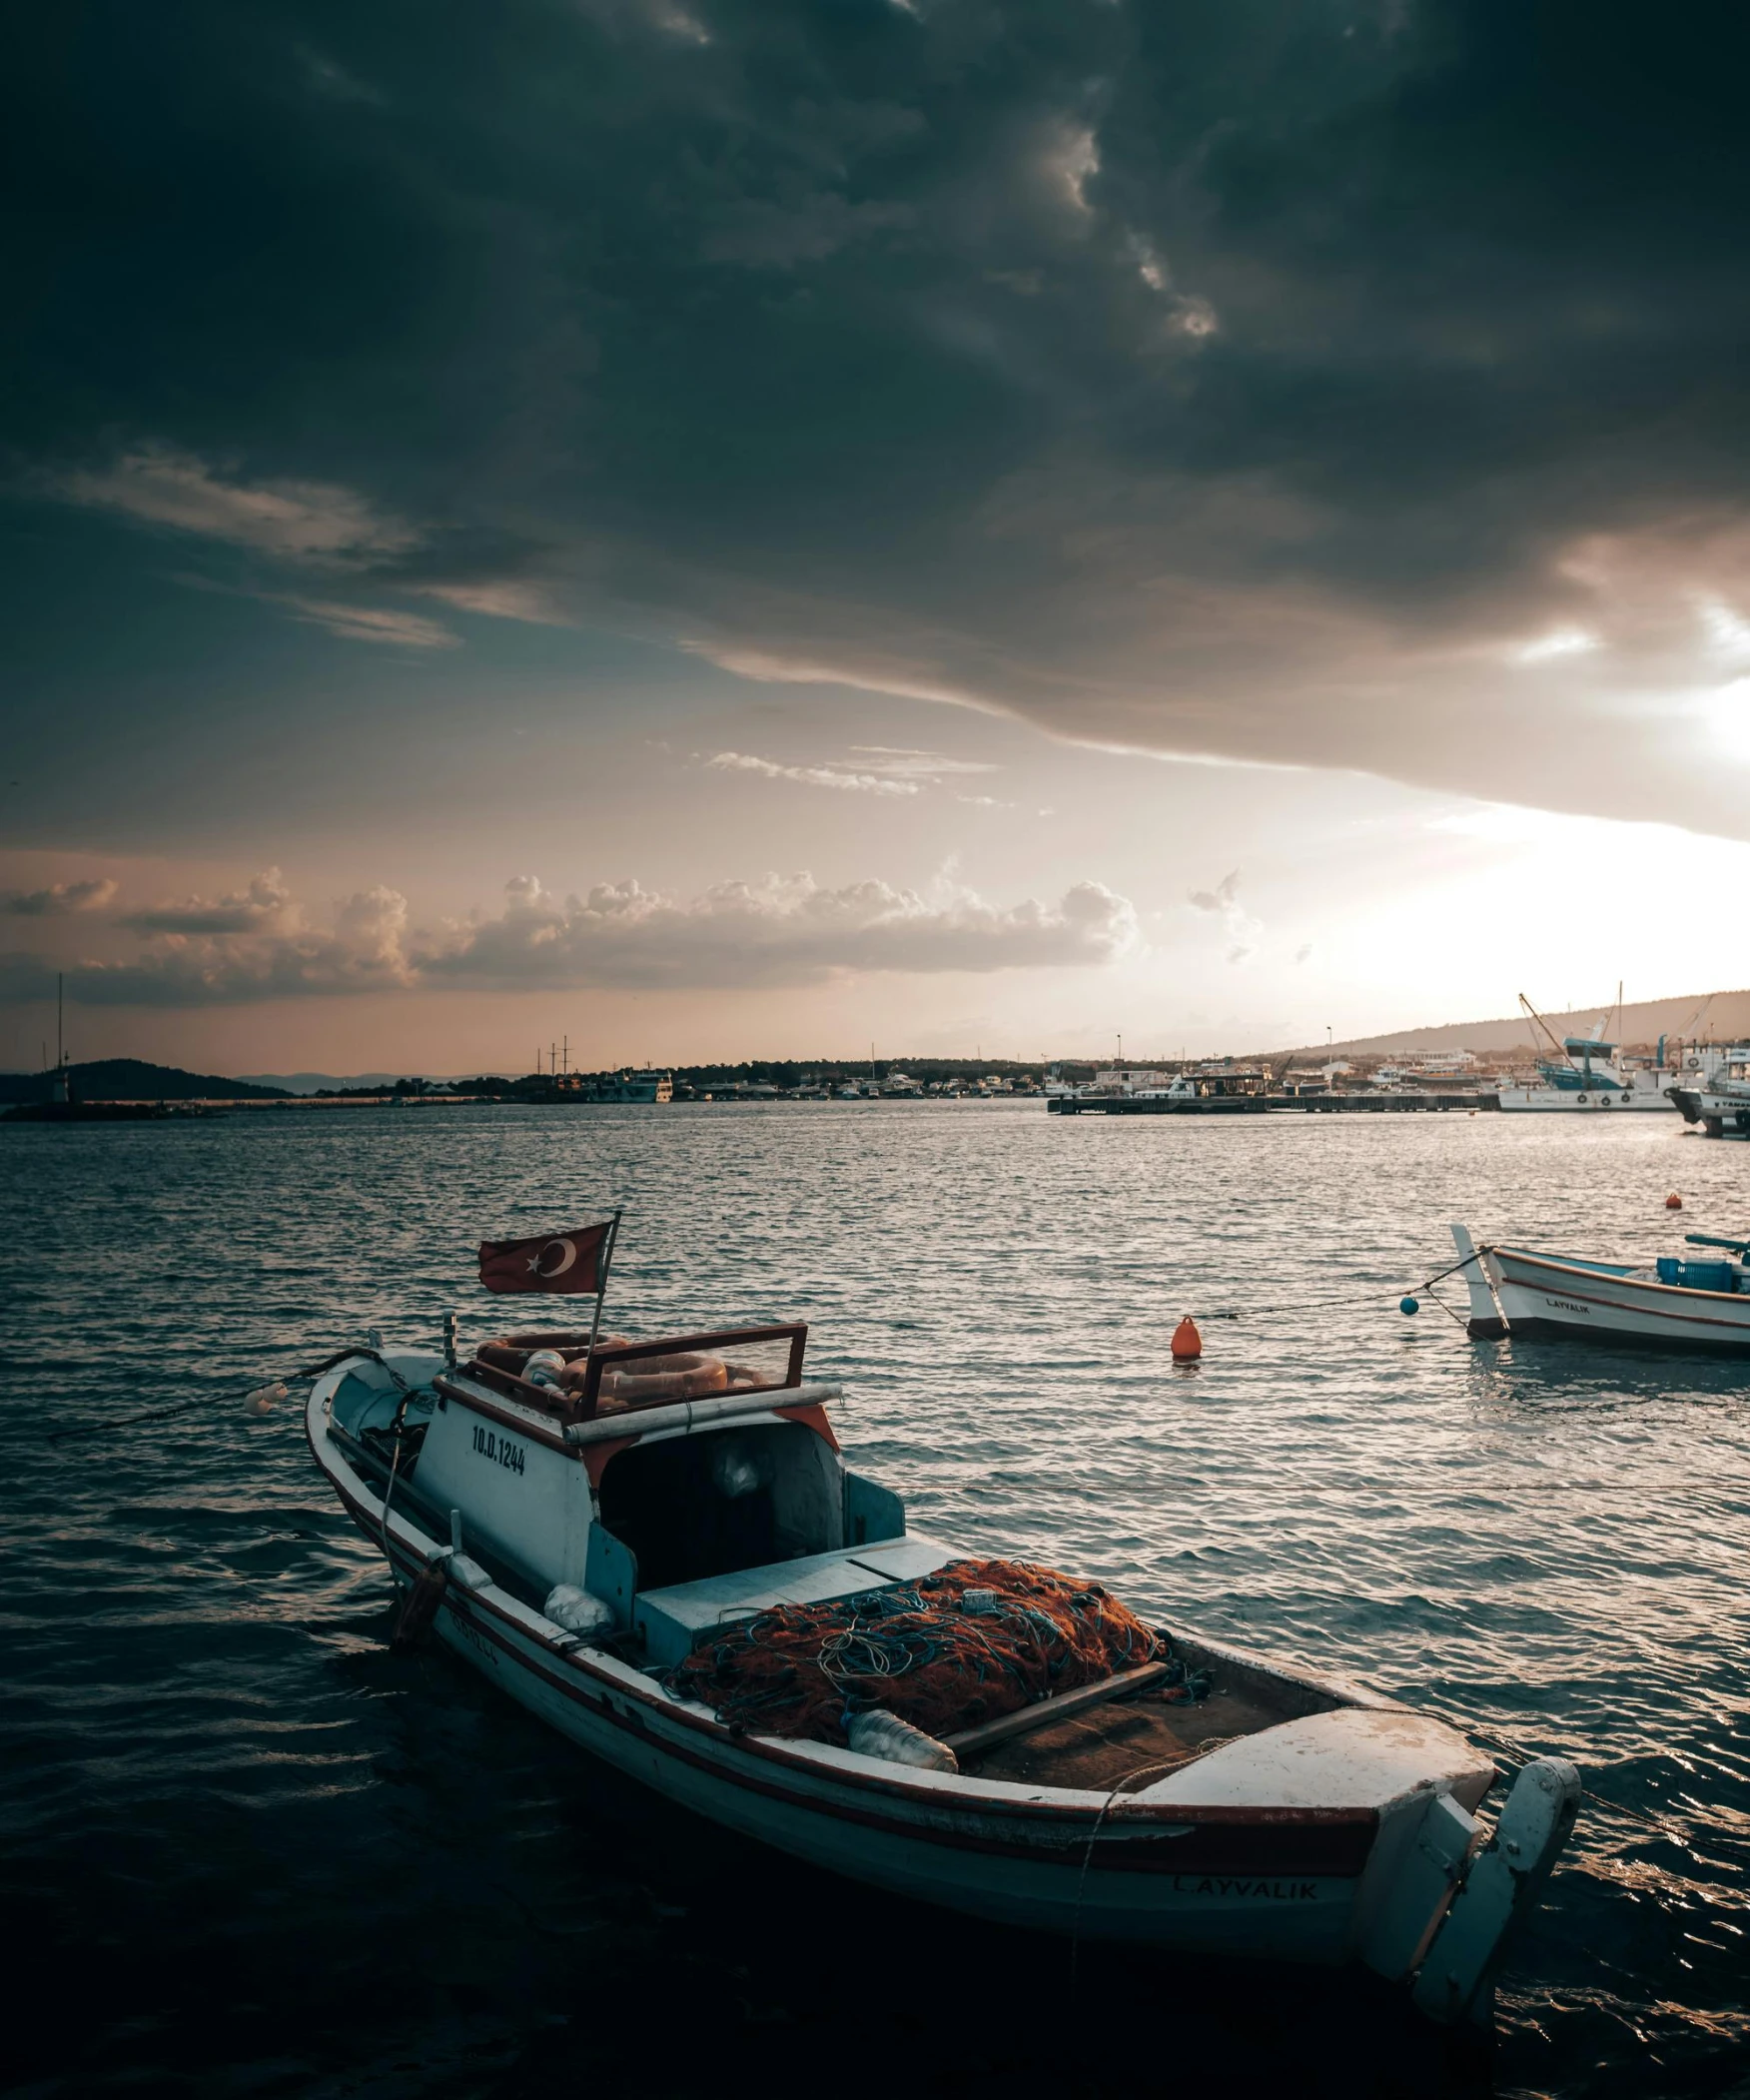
[
  {"x1": 705, "y1": 752, "x2": 921, "y2": 797},
  {"x1": 0, "y1": 865, "x2": 1139, "y2": 1007},
  {"x1": 703, "y1": 745, "x2": 1001, "y2": 798}
]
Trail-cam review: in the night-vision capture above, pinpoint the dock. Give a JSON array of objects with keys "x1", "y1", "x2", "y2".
[{"x1": 1048, "y1": 1091, "x2": 1495, "y2": 1116}]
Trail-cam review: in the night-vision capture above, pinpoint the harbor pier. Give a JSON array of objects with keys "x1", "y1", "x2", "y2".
[{"x1": 1048, "y1": 1091, "x2": 1496, "y2": 1116}]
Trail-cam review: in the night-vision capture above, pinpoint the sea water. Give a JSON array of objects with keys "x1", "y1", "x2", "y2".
[{"x1": 3, "y1": 1103, "x2": 1746, "y2": 2096}]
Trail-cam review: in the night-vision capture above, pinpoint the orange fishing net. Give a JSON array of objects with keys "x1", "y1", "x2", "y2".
[{"x1": 665, "y1": 1557, "x2": 1164, "y2": 1743}]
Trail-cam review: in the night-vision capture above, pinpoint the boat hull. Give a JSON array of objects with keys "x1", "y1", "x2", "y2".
[
  {"x1": 1493, "y1": 1084, "x2": 1673, "y2": 1112},
  {"x1": 323, "y1": 1456, "x2": 1384, "y2": 1956},
  {"x1": 1465, "y1": 1243, "x2": 1750, "y2": 1353},
  {"x1": 430, "y1": 1584, "x2": 1367, "y2": 1959},
  {"x1": 1667, "y1": 1087, "x2": 1750, "y2": 1136}
]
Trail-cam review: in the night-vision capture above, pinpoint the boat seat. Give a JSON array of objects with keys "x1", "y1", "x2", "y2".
[
  {"x1": 634, "y1": 1533, "x2": 955, "y2": 1669},
  {"x1": 1132, "y1": 1708, "x2": 1496, "y2": 1812}
]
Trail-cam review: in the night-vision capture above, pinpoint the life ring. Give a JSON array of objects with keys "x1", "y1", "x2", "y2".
[
  {"x1": 481, "y1": 1336, "x2": 631, "y2": 1380},
  {"x1": 551, "y1": 1341, "x2": 634, "y2": 1393},
  {"x1": 596, "y1": 1353, "x2": 730, "y2": 1407}
]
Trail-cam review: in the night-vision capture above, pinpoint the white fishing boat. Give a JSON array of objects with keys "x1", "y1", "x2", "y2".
[
  {"x1": 306, "y1": 1305, "x2": 1577, "y2": 2026},
  {"x1": 1046, "y1": 1066, "x2": 1194, "y2": 1102},
  {"x1": 1448, "y1": 1223, "x2": 1750, "y2": 1351},
  {"x1": 1494, "y1": 995, "x2": 1676, "y2": 1112},
  {"x1": 1666, "y1": 1044, "x2": 1750, "y2": 1138}
]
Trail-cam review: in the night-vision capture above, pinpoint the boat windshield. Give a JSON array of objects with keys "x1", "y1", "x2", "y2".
[{"x1": 462, "y1": 1324, "x2": 808, "y2": 1423}]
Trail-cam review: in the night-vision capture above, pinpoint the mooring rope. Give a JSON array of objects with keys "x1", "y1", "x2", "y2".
[
  {"x1": 1070, "y1": 1756, "x2": 1198, "y2": 1991},
  {"x1": 47, "y1": 1381, "x2": 306, "y2": 1443},
  {"x1": 46, "y1": 1344, "x2": 410, "y2": 1446}
]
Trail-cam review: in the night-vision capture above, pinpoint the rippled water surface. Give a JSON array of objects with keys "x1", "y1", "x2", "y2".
[{"x1": 4, "y1": 1104, "x2": 1749, "y2": 2098}]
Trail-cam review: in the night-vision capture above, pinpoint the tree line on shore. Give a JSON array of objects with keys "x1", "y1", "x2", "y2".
[{"x1": 341, "y1": 1058, "x2": 1096, "y2": 1099}]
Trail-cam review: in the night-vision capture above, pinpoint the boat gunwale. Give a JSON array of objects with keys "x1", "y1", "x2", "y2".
[{"x1": 1488, "y1": 1244, "x2": 1750, "y2": 1314}]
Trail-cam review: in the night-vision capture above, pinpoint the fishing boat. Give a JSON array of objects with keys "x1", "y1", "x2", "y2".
[
  {"x1": 1494, "y1": 994, "x2": 1676, "y2": 1112},
  {"x1": 1666, "y1": 1044, "x2": 1750, "y2": 1138},
  {"x1": 306, "y1": 1308, "x2": 1577, "y2": 2026},
  {"x1": 1448, "y1": 1223, "x2": 1750, "y2": 1350}
]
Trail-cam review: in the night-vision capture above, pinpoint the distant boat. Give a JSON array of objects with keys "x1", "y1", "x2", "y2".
[
  {"x1": 1666, "y1": 1044, "x2": 1750, "y2": 1137},
  {"x1": 1494, "y1": 994, "x2": 1676, "y2": 1112},
  {"x1": 1050, "y1": 1067, "x2": 1201, "y2": 1103},
  {"x1": 1449, "y1": 1223, "x2": 1750, "y2": 1351}
]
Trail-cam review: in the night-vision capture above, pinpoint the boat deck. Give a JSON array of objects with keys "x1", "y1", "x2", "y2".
[{"x1": 966, "y1": 1679, "x2": 1319, "y2": 1792}]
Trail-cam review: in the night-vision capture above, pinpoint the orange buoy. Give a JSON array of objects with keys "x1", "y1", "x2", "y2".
[
  {"x1": 1666, "y1": 1193, "x2": 1683, "y2": 1210},
  {"x1": 1171, "y1": 1316, "x2": 1203, "y2": 1362}
]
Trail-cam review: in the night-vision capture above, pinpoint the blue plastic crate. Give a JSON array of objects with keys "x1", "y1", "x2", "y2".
[{"x1": 1680, "y1": 1260, "x2": 1736, "y2": 1294}]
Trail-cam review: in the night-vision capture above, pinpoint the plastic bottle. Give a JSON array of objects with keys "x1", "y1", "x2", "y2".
[{"x1": 846, "y1": 1708, "x2": 960, "y2": 1772}]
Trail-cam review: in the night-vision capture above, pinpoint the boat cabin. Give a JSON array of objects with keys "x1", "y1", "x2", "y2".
[{"x1": 330, "y1": 1324, "x2": 941, "y2": 1657}]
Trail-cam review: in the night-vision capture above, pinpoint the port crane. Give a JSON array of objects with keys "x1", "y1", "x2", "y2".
[{"x1": 1517, "y1": 992, "x2": 1572, "y2": 1067}]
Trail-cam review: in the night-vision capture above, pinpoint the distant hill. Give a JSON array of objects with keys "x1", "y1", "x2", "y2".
[
  {"x1": 1281, "y1": 988, "x2": 1750, "y2": 1060},
  {"x1": 0, "y1": 1059, "x2": 291, "y2": 1105}
]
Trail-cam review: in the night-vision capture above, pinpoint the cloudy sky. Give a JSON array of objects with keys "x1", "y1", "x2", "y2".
[{"x1": 7, "y1": 0, "x2": 1750, "y2": 1073}]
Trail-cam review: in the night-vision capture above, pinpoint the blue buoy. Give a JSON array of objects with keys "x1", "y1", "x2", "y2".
[{"x1": 1399, "y1": 1296, "x2": 1420, "y2": 1316}]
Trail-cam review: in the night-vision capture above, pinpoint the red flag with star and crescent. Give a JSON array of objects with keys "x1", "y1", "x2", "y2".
[{"x1": 478, "y1": 1220, "x2": 612, "y2": 1295}]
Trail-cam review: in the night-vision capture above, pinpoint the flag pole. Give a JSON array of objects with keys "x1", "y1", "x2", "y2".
[{"x1": 584, "y1": 1210, "x2": 622, "y2": 1361}]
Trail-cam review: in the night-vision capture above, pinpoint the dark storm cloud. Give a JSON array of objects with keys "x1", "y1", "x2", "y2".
[{"x1": 10, "y1": 1, "x2": 1750, "y2": 829}]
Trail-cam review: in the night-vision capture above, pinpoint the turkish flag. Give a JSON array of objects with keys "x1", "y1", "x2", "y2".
[{"x1": 478, "y1": 1220, "x2": 612, "y2": 1295}]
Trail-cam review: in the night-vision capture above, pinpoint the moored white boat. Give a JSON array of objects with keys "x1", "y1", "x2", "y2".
[
  {"x1": 1046, "y1": 1066, "x2": 1198, "y2": 1102},
  {"x1": 307, "y1": 1309, "x2": 1578, "y2": 2025},
  {"x1": 1450, "y1": 1223, "x2": 1750, "y2": 1351},
  {"x1": 1494, "y1": 1001, "x2": 1677, "y2": 1112},
  {"x1": 1667, "y1": 1044, "x2": 1750, "y2": 1137}
]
